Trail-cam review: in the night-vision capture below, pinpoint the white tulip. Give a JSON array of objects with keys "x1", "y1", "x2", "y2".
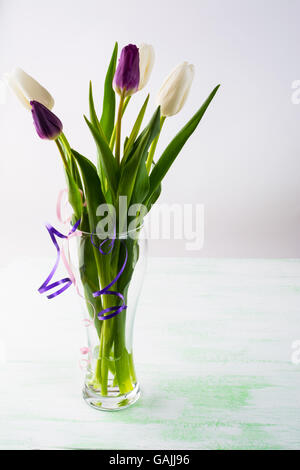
[
  {"x1": 4, "y1": 67, "x2": 54, "y2": 110},
  {"x1": 138, "y1": 44, "x2": 155, "y2": 90},
  {"x1": 156, "y1": 62, "x2": 194, "y2": 117}
]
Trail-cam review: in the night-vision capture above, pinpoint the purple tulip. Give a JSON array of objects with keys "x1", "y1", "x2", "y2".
[
  {"x1": 30, "y1": 100, "x2": 63, "y2": 140},
  {"x1": 113, "y1": 44, "x2": 140, "y2": 96}
]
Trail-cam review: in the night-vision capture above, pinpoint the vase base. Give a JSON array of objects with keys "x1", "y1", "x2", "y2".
[{"x1": 82, "y1": 382, "x2": 141, "y2": 411}]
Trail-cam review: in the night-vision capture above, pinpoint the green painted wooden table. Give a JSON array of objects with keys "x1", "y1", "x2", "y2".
[{"x1": 0, "y1": 258, "x2": 299, "y2": 449}]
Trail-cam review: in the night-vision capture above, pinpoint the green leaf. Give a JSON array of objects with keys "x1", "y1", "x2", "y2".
[
  {"x1": 130, "y1": 157, "x2": 149, "y2": 205},
  {"x1": 58, "y1": 133, "x2": 83, "y2": 191},
  {"x1": 78, "y1": 236, "x2": 103, "y2": 338},
  {"x1": 84, "y1": 115, "x2": 118, "y2": 199},
  {"x1": 117, "y1": 106, "x2": 161, "y2": 207},
  {"x1": 100, "y1": 42, "x2": 118, "y2": 142},
  {"x1": 147, "y1": 85, "x2": 220, "y2": 201},
  {"x1": 71, "y1": 151, "x2": 104, "y2": 338},
  {"x1": 121, "y1": 126, "x2": 147, "y2": 169},
  {"x1": 123, "y1": 94, "x2": 149, "y2": 161},
  {"x1": 146, "y1": 181, "x2": 161, "y2": 211},
  {"x1": 72, "y1": 148, "x2": 105, "y2": 231},
  {"x1": 88, "y1": 82, "x2": 113, "y2": 202},
  {"x1": 64, "y1": 167, "x2": 82, "y2": 221},
  {"x1": 89, "y1": 81, "x2": 101, "y2": 130},
  {"x1": 144, "y1": 160, "x2": 162, "y2": 211}
]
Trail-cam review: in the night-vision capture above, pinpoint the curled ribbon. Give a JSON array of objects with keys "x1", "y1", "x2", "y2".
[
  {"x1": 39, "y1": 193, "x2": 128, "y2": 321},
  {"x1": 91, "y1": 233, "x2": 128, "y2": 320},
  {"x1": 55, "y1": 190, "x2": 94, "y2": 326},
  {"x1": 38, "y1": 220, "x2": 81, "y2": 299}
]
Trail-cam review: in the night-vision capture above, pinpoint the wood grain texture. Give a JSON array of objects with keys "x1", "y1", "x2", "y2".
[{"x1": 0, "y1": 258, "x2": 299, "y2": 449}]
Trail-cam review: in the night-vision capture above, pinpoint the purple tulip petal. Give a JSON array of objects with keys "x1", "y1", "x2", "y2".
[
  {"x1": 30, "y1": 100, "x2": 63, "y2": 140},
  {"x1": 113, "y1": 44, "x2": 140, "y2": 95}
]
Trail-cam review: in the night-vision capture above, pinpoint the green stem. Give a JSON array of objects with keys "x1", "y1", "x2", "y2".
[
  {"x1": 59, "y1": 132, "x2": 72, "y2": 162},
  {"x1": 145, "y1": 116, "x2": 166, "y2": 174},
  {"x1": 98, "y1": 241, "x2": 134, "y2": 395},
  {"x1": 112, "y1": 239, "x2": 139, "y2": 394},
  {"x1": 55, "y1": 138, "x2": 69, "y2": 169},
  {"x1": 122, "y1": 96, "x2": 131, "y2": 113},
  {"x1": 93, "y1": 252, "x2": 117, "y2": 394},
  {"x1": 114, "y1": 322, "x2": 133, "y2": 393},
  {"x1": 110, "y1": 95, "x2": 130, "y2": 153},
  {"x1": 95, "y1": 358, "x2": 102, "y2": 385},
  {"x1": 99, "y1": 317, "x2": 111, "y2": 394},
  {"x1": 57, "y1": 133, "x2": 83, "y2": 191},
  {"x1": 115, "y1": 91, "x2": 126, "y2": 165},
  {"x1": 128, "y1": 352, "x2": 137, "y2": 383}
]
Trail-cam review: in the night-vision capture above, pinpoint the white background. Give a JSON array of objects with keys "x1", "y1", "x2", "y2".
[{"x1": 1, "y1": 0, "x2": 300, "y2": 260}]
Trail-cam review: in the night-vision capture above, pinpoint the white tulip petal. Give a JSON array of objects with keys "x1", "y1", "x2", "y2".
[
  {"x1": 12, "y1": 67, "x2": 55, "y2": 110},
  {"x1": 156, "y1": 62, "x2": 195, "y2": 116},
  {"x1": 138, "y1": 44, "x2": 155, "y2": 90},
  {"x1": 3, "y1": 73, "x2": 31, "y2": 109}
]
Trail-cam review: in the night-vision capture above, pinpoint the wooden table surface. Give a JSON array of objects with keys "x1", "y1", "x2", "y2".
[{"x1": 0, "y1": 258, "x2": 299, "y2": 450}]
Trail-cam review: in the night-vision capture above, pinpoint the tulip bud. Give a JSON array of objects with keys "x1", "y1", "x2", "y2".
[
  {"x1": 138, "y1": 44, "x2": 155, "y2": 90},
  {"x1": 113, "y1": 44, "x2": 140, "y2": 97},
  {"x1": 4, "y1": 67, "x2": 54, "y2": 110},
  {"x1": 156, "y1": 62, "x2": 194, "y2": 117},
  {"x1": 30, "y1": 100, "x2": 62, "y2": 140}
]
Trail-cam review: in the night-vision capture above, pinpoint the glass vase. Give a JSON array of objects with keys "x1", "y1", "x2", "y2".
[{"x1": 67, "y1": 226, "x2": 147, "y2": 411}]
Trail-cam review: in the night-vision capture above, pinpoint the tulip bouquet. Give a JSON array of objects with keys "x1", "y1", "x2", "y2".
[{"x1": 6, "y1": 43, "x2": 219, "y2": 410}]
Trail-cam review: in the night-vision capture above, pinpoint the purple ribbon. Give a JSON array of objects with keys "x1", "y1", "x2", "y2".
[
  {"x1": 39, "y1": 221, "x2": 128, "y2": 321},
  {"x1": 38, "y1": 220, "x2": 81, "y2": 299},
  {"x1": 90, "y1": 231, "x2": 128, "y2": 320}
]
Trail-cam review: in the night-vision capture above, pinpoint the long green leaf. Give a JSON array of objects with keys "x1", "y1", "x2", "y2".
[
  {"x1": 145, "y1": 159, "x2": 162, "y2": 211},
  {"x1": 117, "y1": 106, "x2": 161, "y2": 212},
  {"x1": 89, "y1": 82, "x2": 112, "y2": 202},
  {"x1": 147, "y1": 85, "x2": 220, "y2": 200},
  {"x1": 100, "y1": 42, "x2": 118, "y2": 142},
  {"x1": 72, "y1": 148, "x2": 105, "y2": 231},
  {"x1": 84, "y1": 116, "x2": 118, "y2": 199},
  {"x1": 146, "y1": 182, "x2": 161, "y2": 211},
  {"x1": 123, "y1": 94, "x2": 149, "y2": 161},
  {"x1": 64, "y1": 167, "x2": 82, "y2": 221},
  {"x1": 71, "y1": 150, "x2": 104, "y2": 335},
  {"x1": 89, "y1": 81, "x2": 100, "y2": 130},
  {"x1": 121, "y1": 125, "x2": 147, "y2": 169},
  {"x1": 58, "y1": 133, "x2": 83, "y2": 191},
  {"x1": 130, "y1": 156, "x2": 149, "y2": 205}
]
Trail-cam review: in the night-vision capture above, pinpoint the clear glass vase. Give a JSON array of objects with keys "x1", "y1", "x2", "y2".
[{"x1": 67, "y1": 226, "x2": 147, "y2": 411}]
